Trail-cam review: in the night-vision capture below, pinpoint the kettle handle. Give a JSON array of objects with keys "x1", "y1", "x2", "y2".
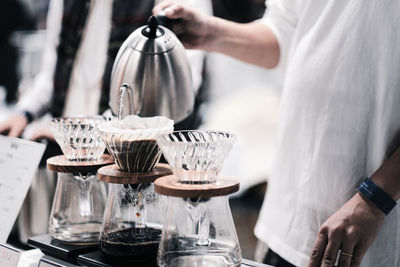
[
  {"x1": 118, "y1": 83, "x2": 134, "y2": 120},
  {"x1": 156, "y1": 11, "x2": 179, "y2": 30}
]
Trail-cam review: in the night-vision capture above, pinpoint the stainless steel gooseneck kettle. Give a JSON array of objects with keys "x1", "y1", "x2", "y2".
[{"x1": 109, "y1": 16, "x2": 194, "y2": 123}]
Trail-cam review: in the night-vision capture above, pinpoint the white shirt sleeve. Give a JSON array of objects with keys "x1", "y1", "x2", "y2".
[
  {"x1": 16, "y1": 0, "x2": 62, "y2": 118},
  {"x1": 260, "y1": 0, "x2": 301, "y2": 71}
]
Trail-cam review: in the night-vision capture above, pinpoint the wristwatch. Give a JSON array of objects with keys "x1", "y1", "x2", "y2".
[
  {"x1": 357, "y1": 178, "x2": 397, "y2": 215},
  {"x1": 21, "y1": 110, "x2": 34, "y2": 123}
]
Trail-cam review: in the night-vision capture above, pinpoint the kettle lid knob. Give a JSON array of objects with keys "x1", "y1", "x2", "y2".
[{"x1": 142, "y1": 16, "x2": 164, "y2": 38}]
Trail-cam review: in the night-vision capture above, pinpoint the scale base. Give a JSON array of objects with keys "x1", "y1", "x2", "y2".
[
  {"x1": 77, "y1": 250, "x2": 157, "y2": 267},
  {"x1": 28, "y1": 234, "x2": 98, "y2": 264},
  {"x1": 27, "y1": 236, "x2": 272, "y2": 266}
]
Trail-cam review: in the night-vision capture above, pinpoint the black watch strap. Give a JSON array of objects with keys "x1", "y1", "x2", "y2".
[
  {"x1": 357, "y1": 178, "x2": 397, "y2": 215},
  {"x1": 21, "y1": 110, "x2": 34, "y2": 123}
]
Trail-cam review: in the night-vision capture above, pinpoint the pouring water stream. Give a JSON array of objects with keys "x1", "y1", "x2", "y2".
[{"x1": 118, "y1": 83, "x2": 134, "y2": 124}]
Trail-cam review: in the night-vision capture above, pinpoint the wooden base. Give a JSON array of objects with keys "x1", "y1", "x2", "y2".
[
  {"x1": 47, "y1": 154, "x2": 114, "y2": 175},
  {"x1": 97, "y1": 163, "x2": 172, "y2": 184},
  {"x1": 154, "y1": 175, "x2": 240, "y2": 198}
]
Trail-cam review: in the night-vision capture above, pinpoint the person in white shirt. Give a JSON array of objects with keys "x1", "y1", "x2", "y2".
[{"x1": 152, "y1": 1, "x2": 400, "y2": 266}]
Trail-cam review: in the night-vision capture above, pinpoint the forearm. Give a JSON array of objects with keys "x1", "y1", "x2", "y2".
[
  {"x1": 17, "y1": 72, "x2": 53, "y2": 117},
  {"x1": 308, "y1": 147, "x2": 400, "y2": 266},
  {"x1": 205, "y1": 18, "x2": 280, "y2": 69},
  {"x1": 153, "y1": 2, "x2": 279, "y2": 68},
  {"x1": 370, "y1": 146, "x2": 400, "y2": 201},
  {"x1": 17, "y1": 0, "x2": 61, "y2": 118}
]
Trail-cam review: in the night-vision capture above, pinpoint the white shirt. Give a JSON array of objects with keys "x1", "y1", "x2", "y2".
[
  {"x1": 17, "y1": 0, "x2": 212, "y2": 117},
  {"x1": 255, "y1": 1, "x2": 400, "y2": 266},
  {"x1": 63, "y1": 0, "x2": 112, "y2": 116}
]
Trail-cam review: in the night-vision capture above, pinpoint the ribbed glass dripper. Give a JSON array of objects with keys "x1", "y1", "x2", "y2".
[
  {"x1": 49, "y1": 116, "x2": 108, "y2": 161},
  {"x1": 156, "y1": 130, "x2": 236, "y2": 184}
]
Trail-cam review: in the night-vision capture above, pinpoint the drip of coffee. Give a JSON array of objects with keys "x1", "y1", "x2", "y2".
[{"x1": 100, "y1": 227, "x2": 161, "y2": 258}]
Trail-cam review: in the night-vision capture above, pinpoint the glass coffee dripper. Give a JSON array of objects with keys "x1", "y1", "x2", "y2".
[
  {"x1": 98, "y1": 115, "x2": 174, "y2": 173},
  {"x1": 155, "y1": 130, "x2": 242, "y2": 267},
  {"x1": 50, "y1": 116, "x2": 107, "y2": 162},
  {"x1": 47, "y1": 116, "x2": 112, "y2": 244}
]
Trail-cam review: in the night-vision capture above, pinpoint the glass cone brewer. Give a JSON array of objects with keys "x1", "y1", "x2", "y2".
[
  {"x1": 47, "y1": 116, "x2": 112, "y2": 243},
  {"x1": 50, "y1": 116, "x2": 107, "y2": 161},
  {"x1": 155, "y1": 130, "x2": 242, "y2": 267}
]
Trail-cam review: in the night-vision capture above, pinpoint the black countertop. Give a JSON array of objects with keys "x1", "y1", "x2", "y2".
[{"x1": 29, "y1": 235, "x2": 273, "y2": 267}]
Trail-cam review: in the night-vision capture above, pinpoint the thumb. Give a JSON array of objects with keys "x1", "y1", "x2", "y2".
[
  {"x1": 152, "y1": 0, "x2": 174, "y2": 16},
  {"x1": 163, "y1": 4, "x2": 194, "y2": 20}
]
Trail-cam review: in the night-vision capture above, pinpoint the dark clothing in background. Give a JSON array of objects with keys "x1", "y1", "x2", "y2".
[
  {"x1": 0, "y1": 0, "x2": 34, "y2": 103},
  {"x1": 212, "y1": 0, "x2": 266, "y2": 23},
  {"x1": 51, "y1": 0, "x2": 154, "y2": 117},
  {"x1": 263, "y1": 249, "x2": 296, "y2": 267}
]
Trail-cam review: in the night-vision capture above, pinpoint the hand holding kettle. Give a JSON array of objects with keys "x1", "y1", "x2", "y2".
[
  {"x1": 153, "y1": 0, "x2": 280, "y2": 69},
  {"x1": 153, "y1": 1, "x2": 213, "y2": 50}
]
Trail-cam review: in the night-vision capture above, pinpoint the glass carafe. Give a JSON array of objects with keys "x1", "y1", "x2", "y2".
[
  {"x1": 48, "y1": 173, "x2": 107, "y2": 243},
  {"x1": 158, "y1": 196, "x2": 241, "y2": 267},
  {"x1": 99, "y1": 182, "x2": 164, "y2": 259}
]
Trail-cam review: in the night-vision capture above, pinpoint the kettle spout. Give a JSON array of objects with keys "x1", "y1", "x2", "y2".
[{"x1": 118, "y1": 83, "x2": 135, "y2": 120}]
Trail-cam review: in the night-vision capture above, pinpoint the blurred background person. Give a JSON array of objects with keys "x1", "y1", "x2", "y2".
[{"x1": 0, "y1": 0, "x2": 211, "y2": 140}]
